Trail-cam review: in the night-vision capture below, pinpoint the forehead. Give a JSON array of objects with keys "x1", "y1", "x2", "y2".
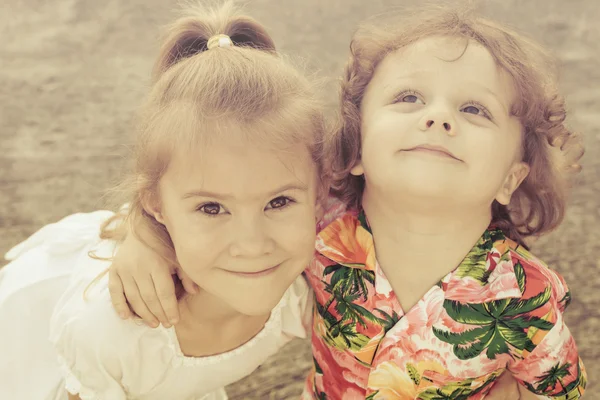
[
  {"x1": 369, "y1": 36, "x2": 515, "y2": 102},
  {"x1": 164, "y1": 133, "x2": 316, "y2": 197}
]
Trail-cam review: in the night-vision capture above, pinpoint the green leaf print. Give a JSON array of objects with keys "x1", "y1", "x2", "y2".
[
  {"x1": 417, "y1": 370, "x2": 501, "y2": 400},
  {"x1": 487, "y1": 298, "x2": 511, "y2": 319},
  {"x1": 559, "y1": 291, "x2": 572, "y2": 310},
  {"x1": 315, "y1": 391, "x2": 328, "y2": 400},
  {"x1": 326, "y1": 321, "x2": 370, "y2": 351},
  {"x1": 374, "y1": 308, "x2": 401, "y2": 331},
  {"x1": 536, "y1": 362, "x2": 572, "y2": 394},
  {"x1": 323, "y1": 264, "x2": 341, "y2": 276},
  {"x1": 417, "y1": 388, "x2": 471, "y2": 400},
  {"x1": 313, "y1": 357, "x2": 323, "y2": 375},
  {"x1": 319, "y1": 276, "x2": 382, "y2": 352},
  {"x1": 407, "y1": 363, "x2": 421, "y2": 385},
  {"x1": 451, "y1": 329, "x2": 494, "y2": 360},
  {"x1": 316, "y1": 300, "x2": 338, "y2": 326},
  {"x1": 558, "y1": 360, "x2": 587, "y2": 399},
  {"x1": 454, "y1": 248, "x2": 489, "y2": 283},
  {"x1": 503, "y1": 286, "x2": 552, "y2": 317},
  {"x1": 497, "y1": 324, "x2": 535, "y2": 353},
  {"x1": 504, "y1": 315, "x2": 554, "y2": 331},
  {"x1": 358, "y1": 211, "x2": 371, "y2": 233},
  {"x1": 484, "y1": 328, "x2": 511, "y2": 359},
  {"x1": 454, "y1": 229, "x2": 505, "y2": 284},
  {"x1": 514, "y1": 262, "x2": 526, "y2": 293},
  {"x1": 443, "y1": 301, "x2": 493, "y2": 325},
  {"x1": 365, "y1": 391, "x2": 379, "y2": 400},
  {"x1": 435, "y1": 283, "x2": 554, "y2": 359},
  {"x1": 330, "y1": 287, "x2": 380, "y2": 328},
  {"x1": 323, "y1": 263, "x2": 375, "y2": 303},
  {"x1": 431, "y1": 326, "x2": 489, "y2": 345}
]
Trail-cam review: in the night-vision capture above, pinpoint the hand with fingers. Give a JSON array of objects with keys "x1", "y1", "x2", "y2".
[{"x1": 107, "y1": 228, "x2": 198, "y2": 328}]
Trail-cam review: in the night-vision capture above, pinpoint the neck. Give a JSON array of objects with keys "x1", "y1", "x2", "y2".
[
  {"x1": 174, "y1": 289, "x2": 269, "y2": 358},
  {"x1": 362, "y1": 187, "x2": 492, "y2": 282},
  {"x1": 178, "y1": 289, "x2": 250, "y2": 329}
]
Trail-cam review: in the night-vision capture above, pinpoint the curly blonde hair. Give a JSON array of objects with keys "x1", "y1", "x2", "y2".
[
  {"x1": 98, "y1": 2, "x2": 326, "y2": 287},
  {"x1": 329, "y1": 4, "x2": 583, "y2": 244}
]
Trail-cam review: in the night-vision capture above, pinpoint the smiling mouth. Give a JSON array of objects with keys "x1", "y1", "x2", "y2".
[
  {"x1": 225, "y1": 264, "x2": 281, "y2": 278},
  {"x1": 403, "y1": 145, "x2": 461, "y2": 161}
]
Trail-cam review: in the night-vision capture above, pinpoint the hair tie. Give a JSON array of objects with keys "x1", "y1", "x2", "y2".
[{"x1": 207, "y1": 34, "x2": 233, "y2": 49}]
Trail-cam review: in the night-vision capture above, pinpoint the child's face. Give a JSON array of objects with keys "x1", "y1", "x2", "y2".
[
  {"x1": 152, "y1": 133, "x2": 318, "y2": 316},
  {"x1": 355, "y1": 36, "x2": 529, "y2": 210}
]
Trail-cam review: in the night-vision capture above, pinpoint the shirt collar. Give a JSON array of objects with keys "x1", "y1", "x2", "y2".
[
  {"x1": 315, "y1": 209, "x2": 376, "y2": 271},
  {"x1": 316, "y1": 210, "x2": 523, "y2": 302}
]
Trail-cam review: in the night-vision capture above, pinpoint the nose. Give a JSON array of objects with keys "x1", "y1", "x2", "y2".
[
  {"x1": 229, "y1": 217, "x2": 275, "y2": 258},
  {"x1": 418, "y1": 106, "x2": 457, "y2": 136}
]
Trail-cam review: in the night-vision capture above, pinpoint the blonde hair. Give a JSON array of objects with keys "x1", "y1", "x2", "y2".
[
  {"x1": 330, "y1": 4, "x2": 583, "y2": 245},
  {"x1": 99, "y1": 2, "x2": 326, "y2": 292}
]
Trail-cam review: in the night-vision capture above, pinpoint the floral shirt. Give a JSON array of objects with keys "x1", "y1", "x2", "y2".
[{"x1": 303, "y1": 207, "x2": 587, "y2": 400}]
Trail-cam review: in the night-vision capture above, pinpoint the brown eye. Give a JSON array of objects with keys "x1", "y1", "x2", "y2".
[
  {"x1": 198, "y1": 203, "x2": 222, "y2": 215},
  {"x1": 266, "y1": 196, "x2": 293, "y2": 210}
]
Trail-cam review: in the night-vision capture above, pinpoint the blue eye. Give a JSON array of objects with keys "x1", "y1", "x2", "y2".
[
  {"x1": 461, "y1": 102, "x2": 493, "y2": 120},
  {"x1": 463, "y1": 105, "x2": 481, "y2": 115},
  {"x1": 401, "y1": 94, "x2": 420, "y2": 103},
  {"x1": 395, "y1": 90, "x2": 424, "y2": 104}
]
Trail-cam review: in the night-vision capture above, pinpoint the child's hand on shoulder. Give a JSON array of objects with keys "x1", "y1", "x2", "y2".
[{"x1": 107, "y1": 226, "x2": 198, "y2": 328}]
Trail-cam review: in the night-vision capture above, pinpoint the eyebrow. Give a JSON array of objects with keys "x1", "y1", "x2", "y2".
[
  {"x1": 467, "y1": 82, "x2": 510, "y2": 114},
  {"x1": 382, "y1": 72, "x2": 425, "y2": 96},
  {"x1": 182, "y1": 183, "x2": 309, "y2": 200}
]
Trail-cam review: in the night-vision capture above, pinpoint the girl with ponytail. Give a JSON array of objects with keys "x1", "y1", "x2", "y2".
[{"x1": 0, "y1": 2, "x2": 325, "y2": 399}]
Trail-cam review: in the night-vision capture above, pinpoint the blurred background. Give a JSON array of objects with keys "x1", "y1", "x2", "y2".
[{"x1": 1, "y1": 0, "x2": 598, "y2": 398}]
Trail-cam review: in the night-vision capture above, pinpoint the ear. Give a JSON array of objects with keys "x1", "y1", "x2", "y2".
[
  {"x1": 141, "y1": 191, "x2": 165, "y2": 225},
  {"x1": 350, "y1": 160, "x2": 365, "y2": 176},
  {"x1": 495, "y1": 162, "x2": 530, "y2": 205}
]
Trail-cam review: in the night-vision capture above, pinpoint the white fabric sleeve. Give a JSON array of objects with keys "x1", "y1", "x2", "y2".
[
  {"x1": 50, "y1": 284, "x2": 130, "y2": 400},
  {"x1": 4, "y1": 211, "x2": 115, "y2": 261}
]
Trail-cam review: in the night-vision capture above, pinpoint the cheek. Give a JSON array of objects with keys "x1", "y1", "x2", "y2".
[
  {"x1": 467, "y1": 135, "x2": 519, "y2": 176},
  {"x1": 167, "y1": 218, "x2": 225, "y2": 272},
  {"x1": 276, "y1": 209, "x2": 317, "y2": 255},
  {"x1": 361, "y1": 111, "x2": 410, "y2": 156},
  {"x1": 461, "y1": 138, "x2": 520, "y2": 200}
]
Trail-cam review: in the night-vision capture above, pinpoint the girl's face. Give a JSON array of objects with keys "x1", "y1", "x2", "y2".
[
  {"x1": 354, "y1": 36, "x2": 529, "y2": 211},
  {"x1": 152, "y1": 130, "x2": 319, "y2": 316}
]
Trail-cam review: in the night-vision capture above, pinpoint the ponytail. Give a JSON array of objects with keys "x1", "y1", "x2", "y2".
[{"x1": 153, "y1": 1, "x2": 276, "y2": 80}]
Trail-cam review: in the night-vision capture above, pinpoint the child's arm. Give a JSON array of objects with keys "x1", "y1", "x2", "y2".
[
  {"x1": 108, "y1": 222, "x2": 197, "y2": 327},
  {"x1": 509, "y1": 319, "x2": 586, "y2": 399},
  {"x1": 506, "y1": 265, "x2": 587, "y2": 399}
]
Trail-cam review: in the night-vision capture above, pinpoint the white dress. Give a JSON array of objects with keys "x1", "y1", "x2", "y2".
[{"x1": 0, "y1": 211, "x2": 312, "y2": 400}]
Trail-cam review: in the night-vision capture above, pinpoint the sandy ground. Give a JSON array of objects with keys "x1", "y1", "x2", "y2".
[{"x1": 1, "y1": 0, "x2": 598, "y2": 398}]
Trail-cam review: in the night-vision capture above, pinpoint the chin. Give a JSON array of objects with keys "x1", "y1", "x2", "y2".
[
  {"x1": 396, "y1": 173, "x2": 458, "y2": 194},
  {"x1": 374, "y1": 178, "x2": 451, "y2": 201}
]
